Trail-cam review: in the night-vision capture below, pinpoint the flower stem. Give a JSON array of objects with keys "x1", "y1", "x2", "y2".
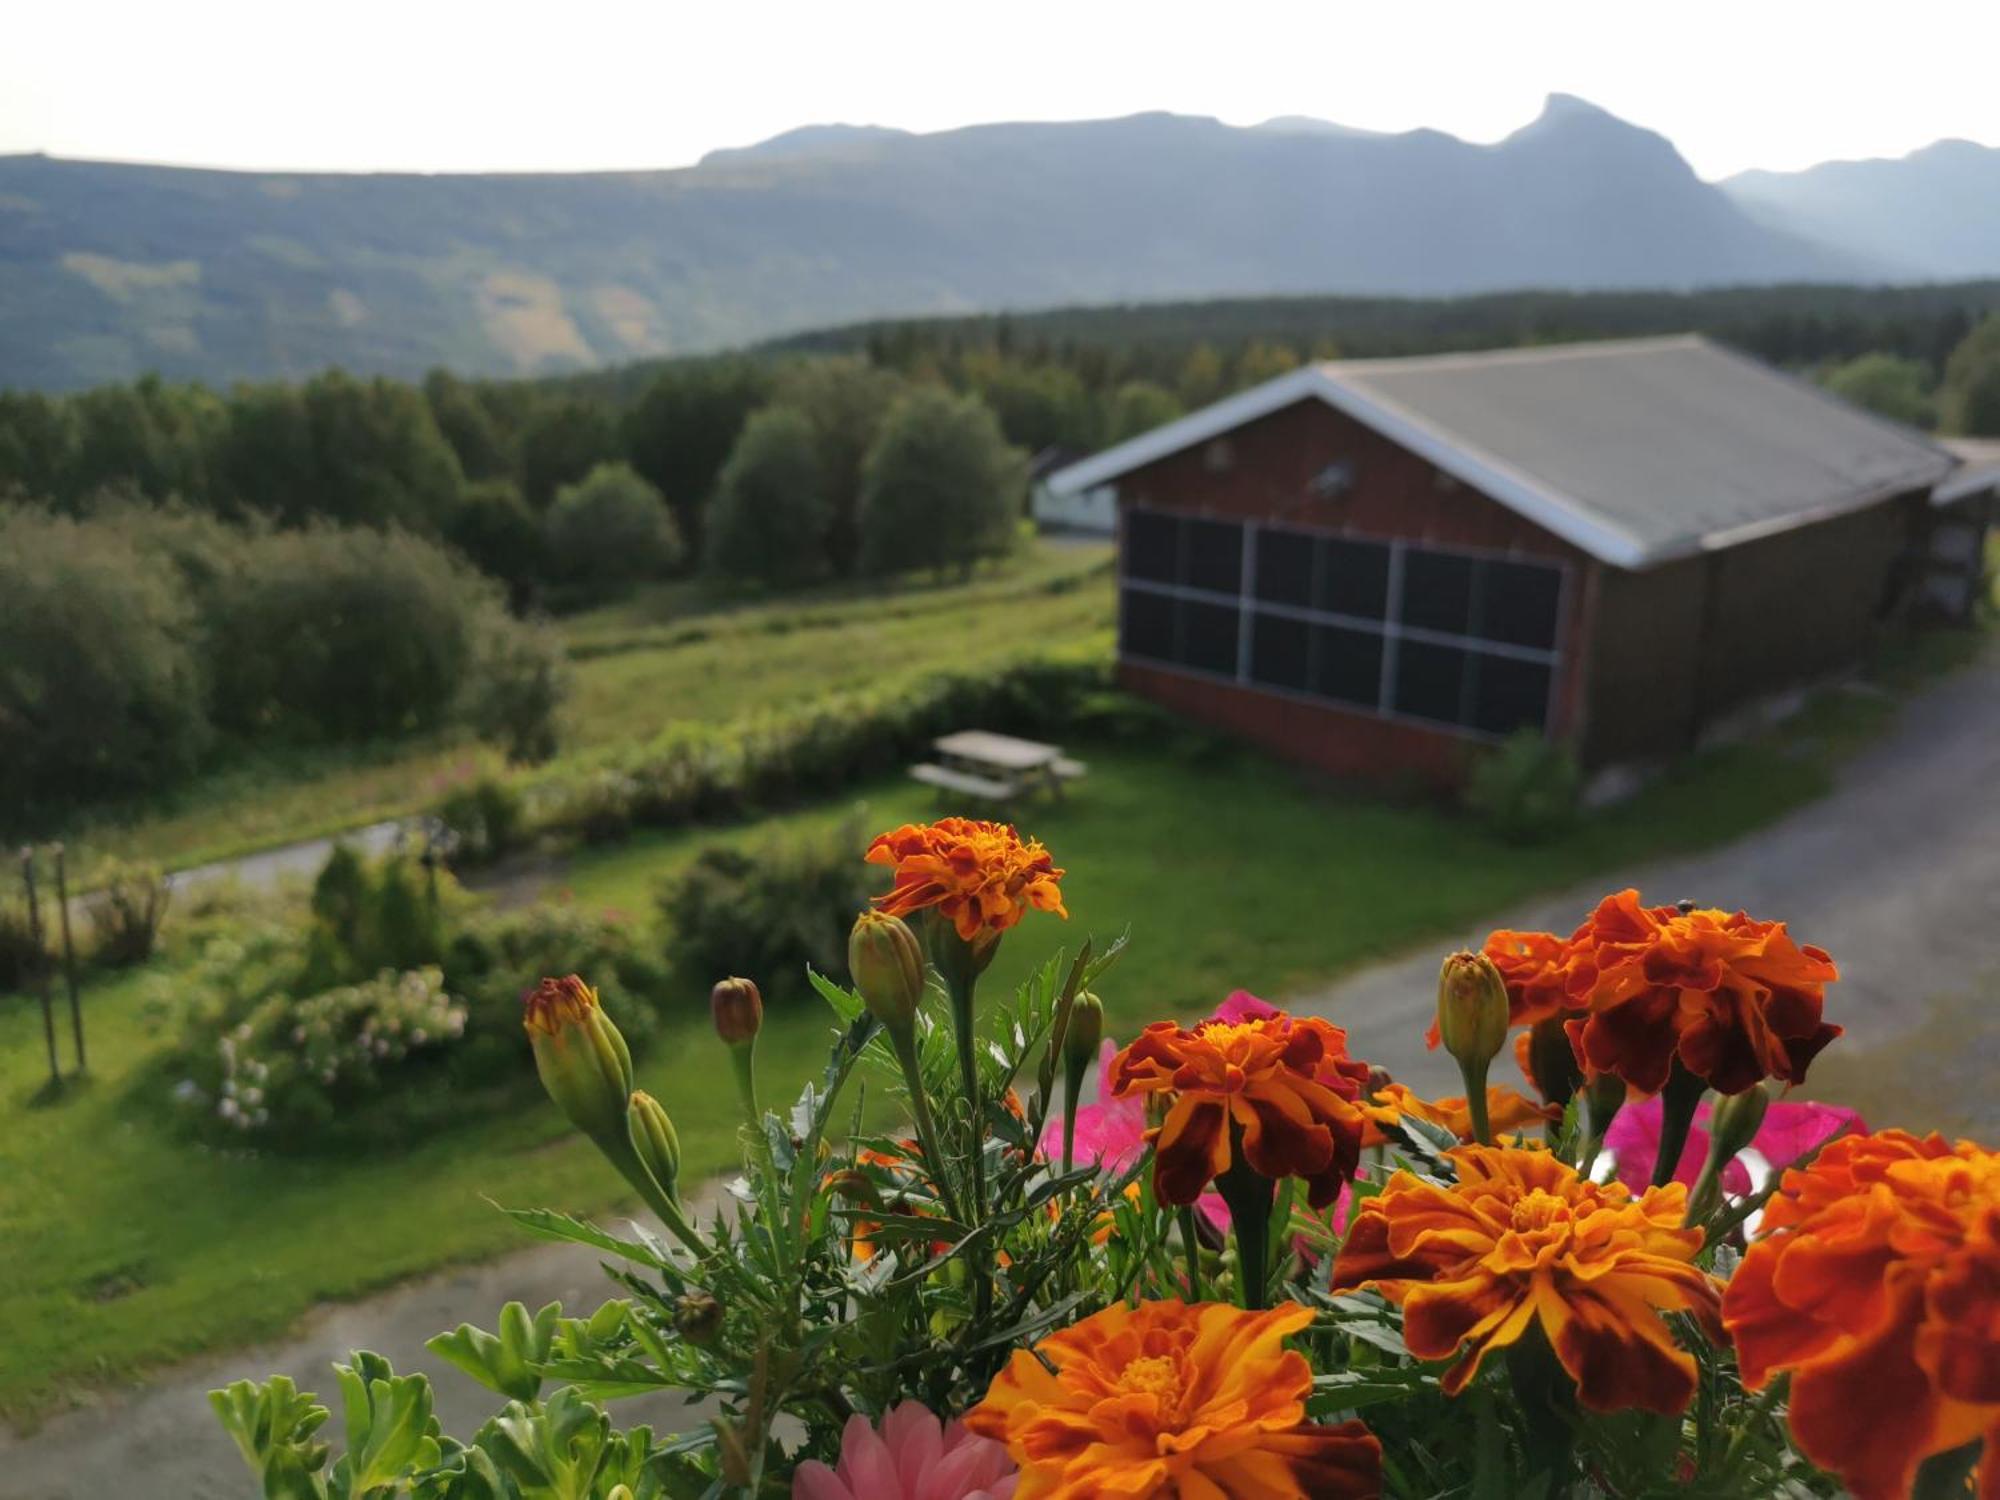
[
  {"x1": 1216, "y1": 1150, "x2": 1276, "y2": 1310},
  {"x1": 944, "y1": 970, "x2": 988, "y2": 1221},
  {"x1": 1178, "y1": 1206, "x2": 1206, "y2": 1301},
  {"x1": 1652, "y1": 1063, "x2": 1708, "y2": 1189},
  {"x1": 1461, "y1": 1058, "x2": 1493, "y2": 1146},
  {"x1": 887, "y1": 1022, "x2": 964, "y2": 1225}
]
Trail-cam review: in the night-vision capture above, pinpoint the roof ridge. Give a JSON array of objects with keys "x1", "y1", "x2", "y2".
[{"x1": 1316, "y1": 333, "x2": 1704, "y2": 377}]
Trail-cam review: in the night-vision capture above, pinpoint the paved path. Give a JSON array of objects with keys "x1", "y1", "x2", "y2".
[
  {"x1": 6, "y1": 648, "x2": 1996, "y2": 1496},
  {"x1": 166, "y1": 820, "x2": 407, "y2": 899}
]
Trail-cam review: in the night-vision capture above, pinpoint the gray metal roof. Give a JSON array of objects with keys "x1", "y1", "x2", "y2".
[{"x1": 1047, "y1": 335, "x2": 1958, "y2": 569}]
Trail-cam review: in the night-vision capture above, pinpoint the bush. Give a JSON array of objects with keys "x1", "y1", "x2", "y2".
[
  {"x1": 857, "y1": 388, "x2": 1027, "y2": 577},
  {"x1": 1820, "y1": 352, "x2": 1935, "y2": 428},
  {"x1": 706, "y1": 405, "x2": 833, "y2": 587},
  {"x1": 0, "y1": 896, "x2": 47, "y2": 994},
  {"x1": 300, "y1": 849, "x2": 447, "y2": 992},
  {"x1": 0, "y1": 508, "x2": 210, "y2": 810},
  {"x1": 1464, "y1": 730, "x2": 1582, "y2": 844},
  {"x1": 197, "y1": 967, "x2": 470, "y2": 1145},
  {"x1": 656, "y1": 819, "x2": 870, "y2": 1002},
  {"x1": 543, "y1": 462, "x2": 684, "y2": 589},
  {"x1": 463, "y1": 614, "x2": 566, "y2": 765},
  {"x1": 205, "y1": 525, "x2": 514, "y2": 744},
  {"x1": 93, "y1": 861, "x2": 171, "y2": 967},
  {"x1": 437, "y1": 776, "x2": 529, "y2": 863}
]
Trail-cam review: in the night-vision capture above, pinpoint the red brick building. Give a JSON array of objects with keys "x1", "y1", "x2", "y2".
[{"x1": 1042, "y1": 337, "x2": 1963, "y2": 786}]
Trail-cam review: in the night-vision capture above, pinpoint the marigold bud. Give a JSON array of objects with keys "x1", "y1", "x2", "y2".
[
  {"x1": 1063, "y1": 992, "x2": 1105, "y2": 1071},
  {"x1": 709, "y1": 977, "x2": 763, "y2": 1047},
  {"x1": 627, "y1": 1090, "x2": 682, "y2": 1205},
  {"x1": 849, "y1": 910, "x2": 925, "y2": 1031},
  {"x1": 1707, "y1": 1083, "x2": 1770, "y2": 1166},
  {"x1": 674, "y1": 1291, "x2": 723, "y2": 1347},
  {"x1": 1435, "y1": 951, "x2": 1509, "y2": 1071},
  {"x1": 824, "y1": 1168, "x2": 881, "y2": 1208},
  {"x1": 1526, "y1": 1014, "x2": 1585, "y2": 1109},
  {"x1": 524, "y1": 976, "x2": 633, "y2": 1149}
]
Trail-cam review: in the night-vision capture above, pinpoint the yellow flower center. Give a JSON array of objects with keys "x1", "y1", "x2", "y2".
[
  {"x1": 1118, "y1": 1354, "x2": 1184, "y2": 1410},
  {"x1": 1509, "y1": 1189, "x2": 1575, "y2": 1236}
]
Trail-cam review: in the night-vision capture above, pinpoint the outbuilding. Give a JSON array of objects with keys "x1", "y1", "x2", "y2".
[{"x1": 1041, "y1": 336, "x2": 1964, "y2": 786}]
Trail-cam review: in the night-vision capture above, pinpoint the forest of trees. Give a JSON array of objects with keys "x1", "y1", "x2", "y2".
[{"x1": 2, "y1": 280, "x2": 1997, "y2": 615}]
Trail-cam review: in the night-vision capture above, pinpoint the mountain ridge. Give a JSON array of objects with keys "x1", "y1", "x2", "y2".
[{"x1": 0, "y1": 95, "x2": 1964, "y2": 391}]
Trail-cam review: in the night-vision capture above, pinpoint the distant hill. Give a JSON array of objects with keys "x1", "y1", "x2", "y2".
[
  {"x1": 1723, "y1": 139, "x2": 2000, "y2": 281},
  {"x1": 0, "y1": 96, "x2": 1910, "y2": 391}
]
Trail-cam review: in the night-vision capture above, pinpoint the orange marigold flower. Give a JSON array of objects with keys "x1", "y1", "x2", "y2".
[
  {"x1": 967, "y1": 1298, "x2": 1381, "y2": 1499},
  {"x1": 1562, "y1": 890, "x2": 1841, "y2": 1095},
  {"x1": 1331, "y1": 1145, "x2": 1723, "y2": 1414},
  {"x1": 866, "y1": 818, "x2": 1067, "y2": 943},
  {"x1": 1722, "y1": 1130, "x2": 2000, "y2": 1500},
  {"x1": 1425, "y1": 928, "x2": 1575, "y2": 1049},
  {"x1": 1109, "y1": 1012, "x2": 1371, "y2": 1209},
  {"x1": 1359, "y1": 1081, "x2": 1557, "y2": 1148}
]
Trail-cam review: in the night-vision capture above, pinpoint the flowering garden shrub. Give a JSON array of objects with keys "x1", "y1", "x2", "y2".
[{"x1": 213, "y1": 820, "x2": 1999, "y2": 1498}]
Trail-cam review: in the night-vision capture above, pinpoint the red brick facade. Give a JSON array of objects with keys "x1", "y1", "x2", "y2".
[{"x1": 1112, "y1": 396, "x2": 1599, "y2": 789}]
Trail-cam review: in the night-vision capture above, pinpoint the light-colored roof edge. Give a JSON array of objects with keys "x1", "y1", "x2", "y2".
[{"x1": 1044, "y1": 336, "x2": 1957, "y2": 569}]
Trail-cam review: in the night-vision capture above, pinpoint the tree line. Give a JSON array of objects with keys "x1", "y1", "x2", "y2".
[{"x1": 3, "y1": 282, "x2": 1998, "y2": 619}]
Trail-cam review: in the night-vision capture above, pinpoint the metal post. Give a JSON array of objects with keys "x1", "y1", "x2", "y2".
[
  {"x1": 20, "y1": 848, "x2": 58, "y2": 1089},
  {"x1": 52, "y1": 844, "x2": 84, "y2": 1075}
]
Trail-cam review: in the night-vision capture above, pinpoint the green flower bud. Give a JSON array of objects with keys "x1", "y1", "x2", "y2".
[
  {"x1": 709, "y1": 976, "x2": 763, "y2": 1047},
  {"x1": 1063, "y1": 992, "x2": 1105, "y2": 1073},
  {"x1": 849, "y1": 910, "x2": 925, "y2": 1031},
  {"x1": 674, "y1": 1291, "x2": 723, "y2": 1347},
  {"x1": 627, "y1": 1090, "x2": 682, "y2": 1205},
  {"x1": 1435, "y1": 951, "x2": 1510, "y2": 1071},
  {"x1": 1707, "y1": 1083, "x2": 1771, "y2": 1167},
  {"x1": 524, "y1": 976, "x2": 633, "y2": 1149}
]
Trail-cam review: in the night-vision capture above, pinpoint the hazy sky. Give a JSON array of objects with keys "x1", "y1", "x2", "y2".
[{"x1": 8, "y1": 0, "x2": 1997, "y2": 181}]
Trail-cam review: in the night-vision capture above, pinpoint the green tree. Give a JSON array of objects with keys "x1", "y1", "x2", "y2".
[
  {"x1": 706, "y1": 405, "x2": 833, "y2": 587},
  {"x1": 1821, "y1": 353, "x2": 1936, "y2": 428},
  {"x1": 543, "y1": 462, "x2": 684, "y2": 588},
  {"x1": 1105, "y1": 381, "x2": 1183, "y2": 442},
  {"x1": 445, "y1": 479, "x2": 543, "y2": 608},
  {"x1": 771, "y1": 358, "x2": 904, "y2": 573},
  {"x1": 518, "y1": 397, "x2": 618, "y2": 509},
  {"x1": 1234, "y1": 340, "x2": 1301, "y2": 388},
  {"x1": 857, "y1": 389, "x2": 1026, "y2": 577},
  {"x1": 0, "y1": 392, "x2": 79, "y2": 504},
  {"x1": 423, "y1": 369, "x2": 513, "y2": 480},
  {"x1": 621, "y1": 359, "x2": 774, "y2": 549},
  {"x1": 0, "y1": 509, "x2": 210, "y2": 811},
  {"x1": 972, "y1": 360, "x2": 1096, "y2": 453},
  {"x1": 1941, "y1": 315, "x2": 2000, "y2": 436},
  {"x1": 298, "y1": 371, "x2": 463, "y2": 530}
]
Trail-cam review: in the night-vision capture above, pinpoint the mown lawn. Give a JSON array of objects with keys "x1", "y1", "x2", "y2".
[
  {"x1": 0, "y1": 695, "x2": 1894, "y2": 1424},
  {"x1": 52, "y1": 542, "x2": 1115, "y2": 877}
]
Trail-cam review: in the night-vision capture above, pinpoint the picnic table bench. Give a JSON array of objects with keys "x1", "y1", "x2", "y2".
[{"x1": 908, "y1": 730, "x2": 1086, "y2": 804}]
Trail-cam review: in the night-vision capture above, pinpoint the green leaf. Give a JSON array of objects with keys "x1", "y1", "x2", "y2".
[{"x1": 498, "y1": 1206, "x2": 673, "y2": 1270}]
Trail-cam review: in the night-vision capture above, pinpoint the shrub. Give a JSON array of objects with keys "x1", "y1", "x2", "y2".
[
  {"x1": 1820, "y1": 352, "x2": 1935, "y2": 428},
  {"x1": 437, "y1": 776, "x2": 529, "y2": 863},
  {"x1": 93, "y1": 861, "x2": 171, "y2": 968},
  {"x1": 0, "y1": 508, "x2": 210, "y2": 811},
  {"x1": 204, "y1": 525, "x2": 511, "y2": 744},
  {"x1": 463, "y1": 614, "x2": 566, "y2": 765},
  {"x1": 300, "y1": 849, "x2": 447, "y2": 991},
  {"x1": 0, "y1": 896, "x2": 47, "y2": 994},
  {"x1": 1464, "y1": 730, "x2": 1582, "y2": 844},
  {"x1": 199, "y1": 968, "x2": 470, "y2": 1145},
  {"x1": 655, "y1": 818, "x2": 871, "y2": 1002},
  {"x1": 705, "y1": 405, "x2": 833, "y2": 587},
  {"x1": 543, "y1": 462, "x2": 684, "y2": 589},
  {"x1": 857, "y1": 388, "x2": 1027, "y2": 577}
]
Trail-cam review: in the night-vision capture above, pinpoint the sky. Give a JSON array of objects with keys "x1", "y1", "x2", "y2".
[{"x1": 7, "y1": 0, "x2": 1998, "y2": 181}]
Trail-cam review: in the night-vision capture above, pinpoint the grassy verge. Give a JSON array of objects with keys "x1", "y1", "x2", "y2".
[
  {"x1": 51, "y1": 542, "x2": 1113, "y2": 877},
  {"x1": 0, "y1": 672, "x2": 1910, "y2": 1424}
]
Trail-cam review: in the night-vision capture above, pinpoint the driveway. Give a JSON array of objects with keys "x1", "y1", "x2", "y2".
[{"x1": 4, "y1": 646, "x2": 1995, "y2": 1498}]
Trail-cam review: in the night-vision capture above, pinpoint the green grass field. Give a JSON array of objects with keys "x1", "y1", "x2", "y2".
[
  {"x1": 0, "y1": 694, "x2": 1902, "y2": 1424},
  {"x1": 53, "y1": 542, "x2": 1115, "y2": 877}
]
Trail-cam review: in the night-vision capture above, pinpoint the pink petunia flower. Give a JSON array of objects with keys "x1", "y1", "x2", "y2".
[
  {"x1": 1041, "y1": 1039, "x2": 1230, "y2": 1233},
  {"x1": 793, "y1": 1402, "x2": 1016, "y2": 1500},
  {"x1": 1604, "y1": 1095, "x2": 1865, "y2": 1196}
]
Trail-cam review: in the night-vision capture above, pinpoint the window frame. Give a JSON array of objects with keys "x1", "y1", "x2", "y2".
[{"x1": 1116, "y1": 505, "x2": 1570, "y2": 743}]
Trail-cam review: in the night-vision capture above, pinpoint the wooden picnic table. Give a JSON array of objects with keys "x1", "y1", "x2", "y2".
[{"x1": 910, "y1": 730, "x2": 1086, "y2": 804}]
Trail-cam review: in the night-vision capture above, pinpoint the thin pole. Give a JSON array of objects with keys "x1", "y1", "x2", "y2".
[
  {"x1": 52, "y1": 844, "x2": 84, "y2": 1075},
  {"x1": 20, "y1": 848, "x2": 58, "y2": 1089}
]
